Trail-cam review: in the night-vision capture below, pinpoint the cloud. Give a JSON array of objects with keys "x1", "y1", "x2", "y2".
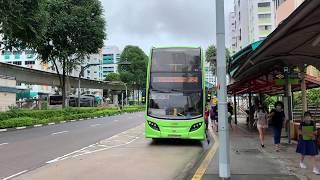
[{"x1": 101, "y1": 0, "x2": 233, "y2": 52}]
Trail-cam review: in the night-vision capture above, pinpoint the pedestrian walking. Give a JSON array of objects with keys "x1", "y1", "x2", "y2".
[
  {"x1": 296, "y1": 111, "x2": 320, "y2": 175},
  {"x1": 204, "y1": 104, "x2": 210, "y2": 130},
  {"x1": 210, "y1": 105, "x2": 218, "y2": 132},
  {"x1": 254, "y1": 105, "x2": 268, "y2": 148},
  {"x1": 227, "y1": 102, "x2": 234, "y2": 129},
  {"x1": 269, "y1": 101, "x2": 285, "y2": 152}
]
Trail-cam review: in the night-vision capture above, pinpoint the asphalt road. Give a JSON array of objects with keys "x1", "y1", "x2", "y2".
[{"x1": 0, "y1": 112, "x2": 145, "y2": 179}]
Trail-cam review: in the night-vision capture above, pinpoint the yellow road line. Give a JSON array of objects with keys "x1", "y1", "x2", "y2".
[{"x1": 192, "y1": 129, "x2": 219, "y2": 180}]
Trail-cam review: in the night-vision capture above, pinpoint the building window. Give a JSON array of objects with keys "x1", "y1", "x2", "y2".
[
  {"x1": 258, "y1": 2, "x2": 271, "y2": 7},
  {"x1": 258, "y1": 14, "x2": 271, "y2": 19},
  {"x1": 259, "y1": 25, "x2": 272, "y2": 30},
  {"x1": 2, "y1": 51, "x2": 11, "y2": 60},
  {"x1": 13, "y1": 51, "x2": 21, "y2": 59},
  {"x1": 13, "y1": 61, "x2": 22, "y2": 65},
  {"x1": 25, "y1": 61, "x2": 35, "y2": 65}
]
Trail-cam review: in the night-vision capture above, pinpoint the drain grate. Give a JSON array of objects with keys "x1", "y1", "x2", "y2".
[{"x1": 234, "y1": 148, "x2": 262, "y2": 155}]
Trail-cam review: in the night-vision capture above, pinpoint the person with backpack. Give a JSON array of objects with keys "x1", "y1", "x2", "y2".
[{"x1": 296, "y1": 111, "x2": 320, "y2": 175}]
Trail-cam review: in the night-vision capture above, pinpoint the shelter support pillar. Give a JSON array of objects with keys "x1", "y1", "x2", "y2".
[
  {"x1": 301, "y1": 72, "x2": 307, "y2": 113},
  {"x1": 234, "y1": 94, "x2": 237, "y2": 124},
  {"x1": 248, "y1": 91, "x2": 252, "y2": 128},
  {"x1": 284, "y1": 67, "x2": 293, "y2": 144},
  {"x1": 113, "y1": 95, "x2": 118, "y2": 106}
]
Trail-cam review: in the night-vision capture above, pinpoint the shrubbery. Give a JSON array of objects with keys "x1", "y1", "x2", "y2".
[{"x1": 0, "y1": 106, "x2": 144, "y2": 129}]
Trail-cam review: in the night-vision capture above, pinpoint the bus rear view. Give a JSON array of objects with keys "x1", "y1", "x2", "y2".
[{"x1": 145, "y1": 47, "x2": 205, "y2": 140}]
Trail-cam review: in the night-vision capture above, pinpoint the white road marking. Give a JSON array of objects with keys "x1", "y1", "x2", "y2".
[
  {"x1": 46, "y1": 124, "x2": 143, "y2": 164},
  {"x1": 51, "y1": 131, "x2": 68, "y2": 135},
  {"x1": 47, "y1": 137, "x2": 138, "y2": 164},
  {"x1": 16, "y1": 126, "x2": 26, "y2": 130},
  {"x1": 0, "y1": 143, "x2": 9, "y2": 146},
  {"x1": 90, "y1": 124, "x2": 102, "y2": 127},
  {"x1": 3, "y1": 170, "x2": 28, "y2": 180},
  {"x1": 114, "y1": 120, "x2": 119, "y2": 122},
  {"x1": 48, "y1": 122, "x2": 55, "y2": 125}
]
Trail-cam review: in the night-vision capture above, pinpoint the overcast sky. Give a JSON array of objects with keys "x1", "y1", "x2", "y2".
[{"x1": 101, "y1": 0, "x2": 234, "y2": 53}]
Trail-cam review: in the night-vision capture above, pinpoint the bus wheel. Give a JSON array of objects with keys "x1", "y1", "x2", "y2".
[{"x1": 152, "y1": 138, "x2": 159, "y2": 142}]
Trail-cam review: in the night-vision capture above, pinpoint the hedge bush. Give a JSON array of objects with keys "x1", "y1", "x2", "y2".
[{"x1": 0, "y1": 106, "x2": 144, "y2": 129}]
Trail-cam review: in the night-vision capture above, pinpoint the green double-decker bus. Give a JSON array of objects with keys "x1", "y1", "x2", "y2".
[{"x1": 145, "y1": 47, "x2": 205, "y2": 140}]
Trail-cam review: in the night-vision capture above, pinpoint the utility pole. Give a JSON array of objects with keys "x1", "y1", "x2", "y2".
[{"x1": 216, "y1": 0, "x2": 231, "y2": 179}]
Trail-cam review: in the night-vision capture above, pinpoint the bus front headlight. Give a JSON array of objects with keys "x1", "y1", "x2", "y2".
[
  {"x1": 147, "y1": 121, "x2": 160, "y2": 131},
  {"x1": 189, "y1": 122, "x2": 203, "y2": 132}
]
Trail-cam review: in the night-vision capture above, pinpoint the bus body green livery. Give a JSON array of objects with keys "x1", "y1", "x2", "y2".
[{"x1": 145, "y1": 47, "x2": 205, "y2": 140}]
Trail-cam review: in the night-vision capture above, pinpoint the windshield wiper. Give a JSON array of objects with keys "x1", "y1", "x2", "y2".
[
  {"x1": 151, "y1": 89, "x2": 170, "y2": 93},
  {"x1": 170, "y1": 89, "x2": 202, "y2": 92}
]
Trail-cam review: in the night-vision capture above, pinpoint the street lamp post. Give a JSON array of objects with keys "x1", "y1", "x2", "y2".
[
  {"x1": 78, "y1": 63, "x2": 100, "y2": 107},
  {"x1": 78, "y1": 61, "x2": 131, "y2": 108},
  {"x1": 216, "y1": 0, "x2": 231, "y2": 179}
]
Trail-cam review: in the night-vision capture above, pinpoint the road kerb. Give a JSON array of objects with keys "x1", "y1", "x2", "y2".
[
  {"x1": 34, "y1": 124, "x2": 43, "y2": 127},
  {"x1": 0, "y1": 129, "x2": 8, "y2": 132},
  {"x1": 191, "y1": 129, "x2": 219, "y2": 180},
  {"x1": 48, "y1": 123, "x2": 55, "y2": 125},
  {"x1": 16, "y1": 126, "x2": 26, "y2": 130}
]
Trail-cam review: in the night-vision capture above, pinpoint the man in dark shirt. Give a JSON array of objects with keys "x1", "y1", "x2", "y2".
[{"x1": 270, "y1": 101, "x2": 285, "y2": 152}]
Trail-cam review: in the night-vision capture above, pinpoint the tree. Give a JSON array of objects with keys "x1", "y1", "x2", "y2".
[
  {"x1": 118, "y1": 45, "x2": 148, "y2": 104},
  {"x1": 105, "y1": 73, "x2": 121, "y2": 81},
  {"x1": 0, "y1": 0, "x2": 47, "y2": 50},
  {"x1": 205, "y1": 45, "x2": 232, "y2": 75},
  {"x1": 34, "y1": 0, "x2": 106, "y2": 107}
]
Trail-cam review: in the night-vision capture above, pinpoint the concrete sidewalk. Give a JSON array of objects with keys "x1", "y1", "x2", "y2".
[{"x1": 202, "y1": 121, "x2": 320, "y2": 180}]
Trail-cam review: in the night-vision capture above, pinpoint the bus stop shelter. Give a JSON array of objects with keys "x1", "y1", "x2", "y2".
[{"x1": 228, "y1": 0, "x2": 320, "y2": 139}]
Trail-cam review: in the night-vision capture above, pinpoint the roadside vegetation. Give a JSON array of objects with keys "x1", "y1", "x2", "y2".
[{"x1": 0, "y1": 106, "x2": 144, "y2": 129}]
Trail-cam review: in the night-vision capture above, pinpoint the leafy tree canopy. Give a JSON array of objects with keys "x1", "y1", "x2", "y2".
[
  {"x1": 0, "y1": 0, "x2": 47, "y2": 50},
  {"x1": 118, "y1": 45, "x2": 148, "y2": 89},
  {"x1": 205, "y1": 45, "x2": 231, "y2": 74},
  {"x1": 105, "y1": 73, "x2": 121, "y2": 81}
]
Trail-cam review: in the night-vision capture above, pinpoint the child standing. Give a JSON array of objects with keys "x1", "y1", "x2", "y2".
[{"x1": 296, "y1": 111, "x2": 320, "y2": 175}]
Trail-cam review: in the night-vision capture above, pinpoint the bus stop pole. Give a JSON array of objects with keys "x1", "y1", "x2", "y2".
[{"x1": 216, "y1": 0, "x2": 231, "y2": 179}]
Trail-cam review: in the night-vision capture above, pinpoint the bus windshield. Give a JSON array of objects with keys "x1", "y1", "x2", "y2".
[{"x1": 147, "y1": 48, "x2": 203, "y2": 120}]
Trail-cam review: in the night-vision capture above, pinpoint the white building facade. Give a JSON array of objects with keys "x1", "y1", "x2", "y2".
[
  {"x1": 228, "y1": 12, "x2": 237, "y2": 54},
  {"x1": 101, "y1": 46, "x2": 121, "y2": 78},
  {"x1": 231, "y1": 0, "x2": 276, "y2": 51},
  {"x1": 205, "y1": 62, "x2": 216, "y2": 88},
  {"x1": 0, "y1": 50, "x2": 52, "y2": 97}
]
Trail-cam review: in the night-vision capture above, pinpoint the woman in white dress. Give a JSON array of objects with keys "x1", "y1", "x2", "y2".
[{"x1": 254, "y1": 106, "x2": 268, "y2": 148}]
